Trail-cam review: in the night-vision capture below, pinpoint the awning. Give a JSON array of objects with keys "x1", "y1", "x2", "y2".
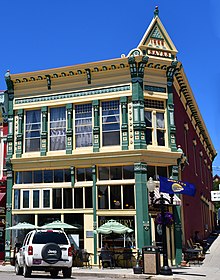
[
  {"x1": 149, "y1": 188, "x2": 181, "y2": 205},
  {"x1": 0, "y1": 193, "x2": 6, "y2": 202}
]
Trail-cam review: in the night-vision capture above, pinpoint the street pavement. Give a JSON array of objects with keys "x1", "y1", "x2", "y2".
[{"x1": 0, "y1": 232, "x2": 220, "y2": 280}]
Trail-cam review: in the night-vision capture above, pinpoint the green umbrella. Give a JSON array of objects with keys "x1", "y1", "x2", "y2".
[
  {"x1": 41, "y1": 220, "x2": 78, "y2": 229},
  {"x1": 95, "y1": 219, "x2": 133, "y2": 234},
  {"x1": 6, "y1": 222, "x2": 39, "y2": 230}
]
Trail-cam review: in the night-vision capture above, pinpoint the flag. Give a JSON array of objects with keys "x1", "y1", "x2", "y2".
[{"x1": 159, "y1": 176, "x2": 196, "y2": 197}]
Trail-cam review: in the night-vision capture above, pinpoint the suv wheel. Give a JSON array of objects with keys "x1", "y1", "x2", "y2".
[
  {"x1": 42, "y1": 243, "x2": 62, "y2": 264},
  {"x1": 62, "y1": 267, "x2": 72, "y2": 278},
  {"x1": 23, "y1": 262, "x2": 32, "y2": 278},
  {"x1": 50, "y1": 269, "x2": 59, "y2": 277},
  {"x1": 15, "y1": 260, "x2": 23, "y2": 275}
]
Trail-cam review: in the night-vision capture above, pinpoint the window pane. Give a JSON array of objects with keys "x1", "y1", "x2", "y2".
[
  {"x1": 14, "y1": 189, "x2": 20, "y2": 209},
  {"x1": 44, "y1": 170, "x2": 53, "y2": 183},
  {"x1": 123, "y1": 166, "x2": 134, "y2": 179},
  {"x1": 98, "y1": 186, "x2": 109, "y2": 209},
  {"x1": 25, "y1": 110, "x2": 41, "y2": 152},
  {"x1": 43, "y1": 190, "x2": 50, "y2": 208},
  {"x1": 110, "y1": 166, "x2": 122, "y2": 180},
  {"x1": 33, "y1": 190, "x2": 39, "y2": 208},
  {"x1": 123, "y1": 185, "x2": 135, "y2": 209},
  {"x1": 34, "y1": 171, "x2": 43, "y2": 183},
  {"x1": 102, "y1": 100, "x2": 120, "y2": 146},
  {"x1": 23, "y1": 171, "x2": 32, "y2": 184},
  {"x1": 64, "y1": 169, "x2": 71, "y2": 182},
  {"x1": 85, "y1": 168, "x2": 92, "y2": 181},
  {"x1": 98, "y1": 167, "x2": 109, "y2": 180},
  {"x1": 54, "y1": 170, "x2": 64, "y2": 182},
  {"x1": 50, "y1": 107, "x2": 66, "y2": 151},
  {"x1": 157, "y1": 130, "x2": 165, "y2": 146},
  {"x1": 53, "y1": 189, "x2": 62, "y2": 209},
  {"x1": 63, "y1": 188, "x2": 72, "y2": 209},
  {"x1": 147, "y1": 166, "x2": 156, "y2": 180},
  {"x1": 157, "y1": 166, "x2": 167, "y2": 178},
  {"x1": 85, "y1": 187, "x2": 92, "y2": 208},
  {"x1": 23, "y1": 191, "x2": 29, "y2": 208},
  {"x1": 76, "y1": 168, "x2": 85, "y2": 181},
  {"x1": 110, "y1": 185, "x2": 121, "y2": 209},
  {"x1": 15, "y1": 172, "x2": 22, "y2": 184},
  {"x1": 75, "y1": 104, "x2": 92, "y2": 147},
  {"x1": 145, "y1": 111, "x2": 152, "y2": 145},
  {"x1": 74, "y1": 188, "x2": 83, "y2": 208}
]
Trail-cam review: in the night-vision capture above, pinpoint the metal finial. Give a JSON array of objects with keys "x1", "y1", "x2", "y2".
[{"x1": 154, "y1": 6, "x2": 159, "y2": 18}]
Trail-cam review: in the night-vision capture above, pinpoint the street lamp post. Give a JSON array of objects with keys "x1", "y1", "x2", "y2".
[{"x1": 147, "y1": 177, "x2": 173, "y2": 276}]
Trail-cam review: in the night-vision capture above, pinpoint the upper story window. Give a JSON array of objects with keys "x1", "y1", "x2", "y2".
[
  {"x1": 144, "y1": 99, "x2": 166, "y2": 146},
  {"x1": 75, "y1": 104, "x2": 92, "y2": 148},
  {"x1": 102, "y1": 100, "x2": 120, "y2": 146},
  {"x1": 25, "y1": 110, "x2": 41, "y2": 152},
  {"x1": 50, "y1": 107, "x2": 66, "y2": 151}
]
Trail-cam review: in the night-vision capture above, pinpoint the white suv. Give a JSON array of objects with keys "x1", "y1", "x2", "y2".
[{"x1": 15, "y1": 229, "x2": 73, "y2": 278}]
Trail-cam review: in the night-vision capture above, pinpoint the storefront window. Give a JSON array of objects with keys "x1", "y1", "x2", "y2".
[
  {"x1": 23, "y1": 191, "x2": 29, "y2": 208},
  {"x1": 98, "y1": 186, "x2": 109, "y2": 209},
  {"x1": 74, "y1": 188, "x2": 83, "y2": 208},
  {"x1": 33, "y1": 190, "x2": 39, "y2": 208},
  {"x1": 123, "y1": 185, "x2": 135, "y2": 209},
  {"x1": 123, "y1": 166, "x2": 134, "y2": 179},
  {"x1": 63, "y1": 188, "x2": 73, "y2": 209},
  {"x1": 110, "y1": 185, "x2": 121, "y2": 209}
]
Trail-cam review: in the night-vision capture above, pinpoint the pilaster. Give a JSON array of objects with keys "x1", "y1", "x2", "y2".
[
  {"x1": 16, "y1": 109, "x2": 23, "y2": 158},
  {"x1": 128, "y1": 56, "x2": 148, "y2": 149},
  {"x1": 66, "y1": 104, "x2": 73, "y2": 154},
  {"x1": 92, "y1": 100, "x2": 100, "y2": 152},
  {"x1": 134, "y1": 162, "x2": 151, "y2": 249},
  {"x1": 120, "y1": 96, "x2": 128, "y2": 150},
  {"x1": 92, "y1": 165, "x2": 97, "y2": 264},
  {"x1": 40, "y1": 106, "x2": 48, "y2": 156},
  {"x1": 166, "y1": 60, "x2": 178, "y2": 151}
]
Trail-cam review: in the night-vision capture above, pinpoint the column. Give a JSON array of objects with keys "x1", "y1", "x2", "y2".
[
  {"x1": 66, "y1": 104, "x2": 73, "y2": 154},
  {"x1": 4, "y1": 70, "x2": 14, "y2": 262},
  {"x1": 16, "y1": 109, "x2": 23, "y2": 158},
  {"x1": 172, "y1": 164, "x2": 182, "y2": 265},
  {"x1": 134, "y1": 162, "x2": 151, "y2": 249},
  {"x1": 166, "y1": 61, "x2": 178, "y2": 151},
  {"x1": 92, "y1": 165, "x2": 97, "y2": 264},
  {"x1": 92, "y1": 100, "x2": 100, "y2": 152},
  {"x1": 128, "y1": 56, "x2": 148, "y2": 149},
  {"x1": 40, "y1": 106, "x2": 48, "y2": 156},
  {"x1": 120, "y1": 96, "x2": 128, "y2": 150}
]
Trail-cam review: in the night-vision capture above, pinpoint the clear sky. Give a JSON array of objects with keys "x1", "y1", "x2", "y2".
[{"x1": 0, "y1": 0, "x2": 220, "y2": 173}]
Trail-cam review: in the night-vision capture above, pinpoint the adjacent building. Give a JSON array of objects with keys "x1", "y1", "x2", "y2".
[{"x1": 2, "y1": 8, "x2": 216, "y2": 265}]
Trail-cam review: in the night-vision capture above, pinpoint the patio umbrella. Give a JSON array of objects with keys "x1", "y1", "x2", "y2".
[
  {"x1": 95, "y1": 219, "x2": 133, "y2": 235},
  {"x1": 41, "y1": 220, "x2": 78, "y2": 229},
  {"x1": 95, "y1": 219, "x2": 133, "y2": 248},
  {"x1": 6, "y1": 222, "x2": 39, "y2": 230}
]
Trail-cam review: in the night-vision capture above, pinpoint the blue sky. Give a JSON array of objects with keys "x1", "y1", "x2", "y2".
[{"x1": 0, "y1": 0, "x2": 220, "y2": 173}]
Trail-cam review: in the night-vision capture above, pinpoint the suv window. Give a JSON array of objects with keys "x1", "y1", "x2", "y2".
[{"x1": 32, "y1": 231, "x2": 68, "y2": 245}]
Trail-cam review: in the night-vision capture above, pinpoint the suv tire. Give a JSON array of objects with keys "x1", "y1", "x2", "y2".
[
  {"x1": 62, "y1": 267, "x2": 72, "y2": 278},
  {"x1": 42, "y1": 243, "x2": 62, "y2": 264},
  {"x1": 50, "y1": 269, "x2": 59, "y2": 277},
  {"x1": 23, "y1": 262, "x2": 32, "y2": 278},
  {"x1": 15, "y1": 260, "x2": 23, "y2": 275}
]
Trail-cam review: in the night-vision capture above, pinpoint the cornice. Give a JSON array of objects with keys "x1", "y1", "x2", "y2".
[{"x1": 174, "y1": 66, "x2": 216, "y2": 161}]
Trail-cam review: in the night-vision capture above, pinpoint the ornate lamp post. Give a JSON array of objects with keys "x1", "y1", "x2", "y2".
[{"x1": 147, "y1": 177, "x2": 173, "y2": 276}]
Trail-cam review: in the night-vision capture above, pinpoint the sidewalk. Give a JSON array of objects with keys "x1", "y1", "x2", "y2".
[{"x1": 0, "y1": 232, "x2": 219, "y2": 280}]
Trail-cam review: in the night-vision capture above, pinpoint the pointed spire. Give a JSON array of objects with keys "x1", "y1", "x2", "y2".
[{"x1": 154, "y1": 6, "x2": 159, "y2": 18}]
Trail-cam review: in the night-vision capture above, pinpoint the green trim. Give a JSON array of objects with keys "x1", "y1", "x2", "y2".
[
  {"x1": 16, "y1": 109, "x2": 24, "y2": 158},
  {"x1": 144, "y1": 85, "x2": 166, "y2": 93},
  {"x1": 66, "y1": 104, "x2": 73, "y2": 154},
  {"x1": 134, "y1": 162, "x2": 151, "y2": 249},
  {"x1": 40, "y1": 107, "x2": 48, "y2": 156},
  {"x1": 120, "y1": 96, "x2": 128, "y2": 150},
  {"x1": 15, "y1": 85, "x2": 130, "y2": 105},
  {"x1": 92, "y1": 100, "x2": 100, "y2": 152},
  {"x1": 92, "y1": 165, "x2": 97, "y2": 264}
]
